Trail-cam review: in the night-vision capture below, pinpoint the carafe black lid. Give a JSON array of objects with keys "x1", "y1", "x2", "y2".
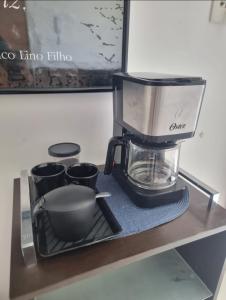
[{"x1": 48, "y1": 142, "x2": 81, "y2": 158}]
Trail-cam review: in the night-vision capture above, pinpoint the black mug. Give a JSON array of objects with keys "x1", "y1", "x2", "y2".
[
  {"x1": 66, "y1": 163, "x2": 99, "y2": 189},
  {"x1": 31, "y1": 162, "x2": 65, "y2": 198}
]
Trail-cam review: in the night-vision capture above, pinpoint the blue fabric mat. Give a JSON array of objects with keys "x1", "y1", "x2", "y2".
[{"x1": 97, "y1": 172, "x2": 189, "y2": 237}]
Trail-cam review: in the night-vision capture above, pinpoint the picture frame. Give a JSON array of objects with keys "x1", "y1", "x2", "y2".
[{"x1": 0, "y1": 0, "x2": 130, "y2": 94}]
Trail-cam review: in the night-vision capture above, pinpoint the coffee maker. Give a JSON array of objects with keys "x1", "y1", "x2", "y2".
[{"x1": 104, "y1": 72, "x2": 206, "y2": 208}]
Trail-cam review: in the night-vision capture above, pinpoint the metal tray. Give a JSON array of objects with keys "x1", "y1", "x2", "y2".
[{"x1": 29, "y1": 178, "x2": 122, "y2": 258}]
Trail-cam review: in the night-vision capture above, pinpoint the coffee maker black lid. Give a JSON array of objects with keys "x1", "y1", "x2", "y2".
[{"x1": 113, "y1": 72, "x2": 205, "y2": 86}]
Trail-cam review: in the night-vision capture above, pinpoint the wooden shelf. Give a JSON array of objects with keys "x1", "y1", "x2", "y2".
[
  {"x1": 10, "y1": 175, "x2": 226, "y2": 300},
  {"x1": 38, "y1": 249, "x2": 212, "y2": 300}
]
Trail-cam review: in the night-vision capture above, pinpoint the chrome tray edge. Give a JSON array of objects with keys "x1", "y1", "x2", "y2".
[{"x1": 20, "y1": 170, "x2": 37, "y2": 267}]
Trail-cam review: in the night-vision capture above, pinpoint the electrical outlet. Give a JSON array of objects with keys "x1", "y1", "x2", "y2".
[{"x1": 210, "y1": 0, "x2": 226, "y2": 23}]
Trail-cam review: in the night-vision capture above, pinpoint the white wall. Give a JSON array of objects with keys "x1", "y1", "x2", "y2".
[
  {"x1": 0, "y1": 93, "x2": 113, "y2": 300},
  {"x1": 1, "y1": 0, "x2": 226, "y2": 299},
  {"x1": 128, "y1": 0, "x2": 226, "y2": 207},
  {"x1": 127, "y1": 1, "x2": 226, "y2": 299}
]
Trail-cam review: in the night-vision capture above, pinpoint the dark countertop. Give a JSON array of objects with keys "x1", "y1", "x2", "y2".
[{"x1": 10, "y1": 176, "x2": 226, "y2": 300}]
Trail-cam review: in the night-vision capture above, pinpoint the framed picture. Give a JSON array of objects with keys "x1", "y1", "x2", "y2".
[{"x1": 0, "y1": 0, "x2": 129, "y2": 93}]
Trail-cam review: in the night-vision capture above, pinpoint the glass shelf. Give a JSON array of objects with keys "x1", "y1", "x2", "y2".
[{"x1": 38, "y1": 249, "x2": 212, "y2": 300}]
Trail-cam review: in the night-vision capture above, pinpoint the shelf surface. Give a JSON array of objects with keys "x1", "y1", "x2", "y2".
[
  {"x1": 10, "y1": 173, "x2": 226, "y2": 300},
  {"x1": 38, "y1": 250, "x2": 212, "y2": 300}
]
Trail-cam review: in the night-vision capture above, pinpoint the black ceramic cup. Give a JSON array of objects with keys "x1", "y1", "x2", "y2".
[
  {"x1": 31, "y1": 162, "x2": 65, "y2": 198},
  {"x1": 66, "y1": 163, "x2": 99, "y2": 189}
]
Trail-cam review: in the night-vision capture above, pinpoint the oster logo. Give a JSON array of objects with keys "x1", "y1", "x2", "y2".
[{"x1": 169, "y1": 123, "x2": 186, "y2": 131}]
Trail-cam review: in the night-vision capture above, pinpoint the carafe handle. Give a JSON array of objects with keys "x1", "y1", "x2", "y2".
[{"x1": 104, "y1": 136, "x2": 125, "y2": 175}]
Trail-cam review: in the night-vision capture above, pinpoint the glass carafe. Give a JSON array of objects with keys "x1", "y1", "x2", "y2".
[{"x1": 127, "y1": 141, "x2": 180, "y2": 190}]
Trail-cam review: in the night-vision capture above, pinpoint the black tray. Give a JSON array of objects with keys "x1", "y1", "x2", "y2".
[{"x1": 29, "y1": 179, "x2": 122, "y2": 258}]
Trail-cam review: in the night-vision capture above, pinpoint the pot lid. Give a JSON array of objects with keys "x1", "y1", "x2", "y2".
[
  {"x1": 48, "y1": 143, "x2": 81, "y2": 158},
  {"x1": 43, "y1": 185, "x2": 95, "y2": 212}
]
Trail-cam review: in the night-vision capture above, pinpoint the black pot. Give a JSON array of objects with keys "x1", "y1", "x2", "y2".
[{"x1": 33, "y1": 184, "x2": 111, "y2": 242}]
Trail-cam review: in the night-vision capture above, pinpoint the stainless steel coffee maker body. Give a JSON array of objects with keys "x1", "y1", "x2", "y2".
[
  {"x1": 105, "y1": 72, "x2": 206, "y2": 208},
  {"x1": 113, "y1": 72, "x2": 205, "y2": 143}
]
